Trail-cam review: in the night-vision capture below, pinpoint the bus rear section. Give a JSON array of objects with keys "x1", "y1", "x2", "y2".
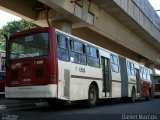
[
  {"x1": 119, "y1": 57, "x2": 152, "y2": 102},
  {"x1": 5, "y1": 27, "x2": 58, "y2": 98}
]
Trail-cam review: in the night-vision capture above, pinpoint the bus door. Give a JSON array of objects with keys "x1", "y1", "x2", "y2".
[
  {"x1": 135, "y1": 69, "x2": 141, "y2": 93},
  {"x1": 101, "y1": 57, "x2": 111, "y2": 97}
]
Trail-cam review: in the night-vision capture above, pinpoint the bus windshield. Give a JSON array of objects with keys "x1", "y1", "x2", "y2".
[{"x1": 10, "y1": 32, "x2": 49, "y2": 59}]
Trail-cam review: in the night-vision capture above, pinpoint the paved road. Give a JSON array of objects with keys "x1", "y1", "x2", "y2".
[{"x1": 0, "y1": 98, "x2": 160, "y2": 120}]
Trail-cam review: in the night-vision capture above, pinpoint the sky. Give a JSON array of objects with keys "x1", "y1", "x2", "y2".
[
  {"x1": 0, "y1": 10, "x2": 21, "y2": 29},
  {"x1": 148, "y1": 0, "x2": 160, "y2": 11}
]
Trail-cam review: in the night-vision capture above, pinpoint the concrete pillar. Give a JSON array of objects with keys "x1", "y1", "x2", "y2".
[{"x1": 51, "y1": 20, "x2": 72, "y2": 34}]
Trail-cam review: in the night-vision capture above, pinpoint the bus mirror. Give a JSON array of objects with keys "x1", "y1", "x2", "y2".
[{"x1": 4, "y1": 34, "x2": 9, "y2": 69}]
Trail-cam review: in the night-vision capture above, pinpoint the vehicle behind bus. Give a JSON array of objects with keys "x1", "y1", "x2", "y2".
[
  {"x1": 153, "y1": 75, "x2": 160, "y2": 97},
  {"x1": 0, "y1": 51, "x2": 6, "y2": 95},
  {"x1": 0, "y1": 71, "x2": 5, "y2": 94}
]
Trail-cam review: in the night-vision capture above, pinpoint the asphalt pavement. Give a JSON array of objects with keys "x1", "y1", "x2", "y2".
[{"x1": 0, "y1": 98, "x2": 160, "y2": 120}]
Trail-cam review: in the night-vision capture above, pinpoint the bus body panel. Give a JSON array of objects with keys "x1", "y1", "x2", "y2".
[
  {"x1": 7, "y1": 57, "x2": 51, "y2": 87},
  {"x1": 57, "y1": 59, "x2": 102, "y2": 101},
  {"x1": 111, "y1": 61, "x2": 121, "y2": 98}
]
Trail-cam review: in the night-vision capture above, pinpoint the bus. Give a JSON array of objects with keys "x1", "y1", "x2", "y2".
[
  {"x1": 5, "y1": 27, "x2": 153, "y2": 107},
  {"x1": 152, "y1": 75, "x2": 160, "y2": 97}
]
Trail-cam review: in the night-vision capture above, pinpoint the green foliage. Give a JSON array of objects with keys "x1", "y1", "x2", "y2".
[{"x1": 0, "y1": 19, "x2": 39, "y2": 50}]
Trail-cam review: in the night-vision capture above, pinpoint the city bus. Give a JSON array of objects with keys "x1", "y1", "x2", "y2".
[{"x1": 5, "y1": 27, "x2": 153, "y2": 107}]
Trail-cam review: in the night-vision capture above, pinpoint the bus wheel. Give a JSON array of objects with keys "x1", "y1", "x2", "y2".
[
  {"x1": 145, "y1": 89, "x2": 151, "y2": 101},
  {"x1": 130, "y1": 88, "x2": 136, "y2": 103},
  {"x1": 87, "y1": 84, "x2": 98, "y2": 108}
]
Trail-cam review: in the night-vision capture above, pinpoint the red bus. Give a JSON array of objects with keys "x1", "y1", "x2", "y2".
[{"x1": 5, "y1": 27, "x2": 152, "y2": 107}]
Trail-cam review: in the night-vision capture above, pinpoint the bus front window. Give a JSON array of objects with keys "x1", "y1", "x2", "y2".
[{"x1": 10, "y1": 32, "x2": 49, "y2": 59}]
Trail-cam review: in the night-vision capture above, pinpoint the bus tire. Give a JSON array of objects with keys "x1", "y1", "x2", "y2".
[
  {"x1": 130, "y1": 88, "x2": 136, "y2": 103},
  {"x1": 87, "y1": 84, "x2": 98, "y2": 108},
  {"x1": 145, "y1": 89, "x2": 151, "y2": 101}
]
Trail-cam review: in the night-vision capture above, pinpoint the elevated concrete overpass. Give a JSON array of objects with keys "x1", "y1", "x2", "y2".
[{"x1": 0, "y1": 0, "x2": 160, "y2": 69}]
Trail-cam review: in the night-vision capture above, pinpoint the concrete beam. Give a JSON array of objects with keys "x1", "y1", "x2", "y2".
[
  {"x1": 51, "y1": 20, "x2": 72, "y2": 34},
  {"x1": 89, "y1": 6, "x2": 160, "y2": 63},
  {"x1": 37, "y1": 0, "x2": 160, "y2": 64},
  {"x1": 38, "y1": 0, "x2": 95, "y2": 24},
  {"x1": 0, "y1": 0, "x2": 159, "y2": 65}
]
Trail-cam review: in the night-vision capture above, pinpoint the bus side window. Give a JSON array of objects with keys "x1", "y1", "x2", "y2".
[
  {"x1": 57, "y1": 34, "x2": 69, "y2": 61},
  {"x1": 87, "y1": 46, "x2": 100, "y2": 68},
  {"x1": 143, "y1": 69, "x2": 147, "y2": 80},
  {"x1": 127, "y1": 62, "x2": 135, "y2": 76},
  {"x1": 146, "y1": 70, "x2": 150, "y2": 80},
  {"x1": 140, "y1": 67, "x2": 148, "y2": 80},
  {"x1": 70, "y1": 39, "x2": 86, "y2": 65},
  {"x1": 110, "y1": 55, "x2": 119, "y2": 73},
  {"x1": 140, "y1": 67, "x2": 143, "y2": 79}
]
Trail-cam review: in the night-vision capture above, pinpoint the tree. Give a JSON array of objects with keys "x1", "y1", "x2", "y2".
[{"x1": 0, "y1": 19, "x2": 39, "y2": 50}]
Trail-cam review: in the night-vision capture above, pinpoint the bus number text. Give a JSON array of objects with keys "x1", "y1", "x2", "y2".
[{"x1": 75, "y1": 67, "x2": 86, "y2": 73}]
